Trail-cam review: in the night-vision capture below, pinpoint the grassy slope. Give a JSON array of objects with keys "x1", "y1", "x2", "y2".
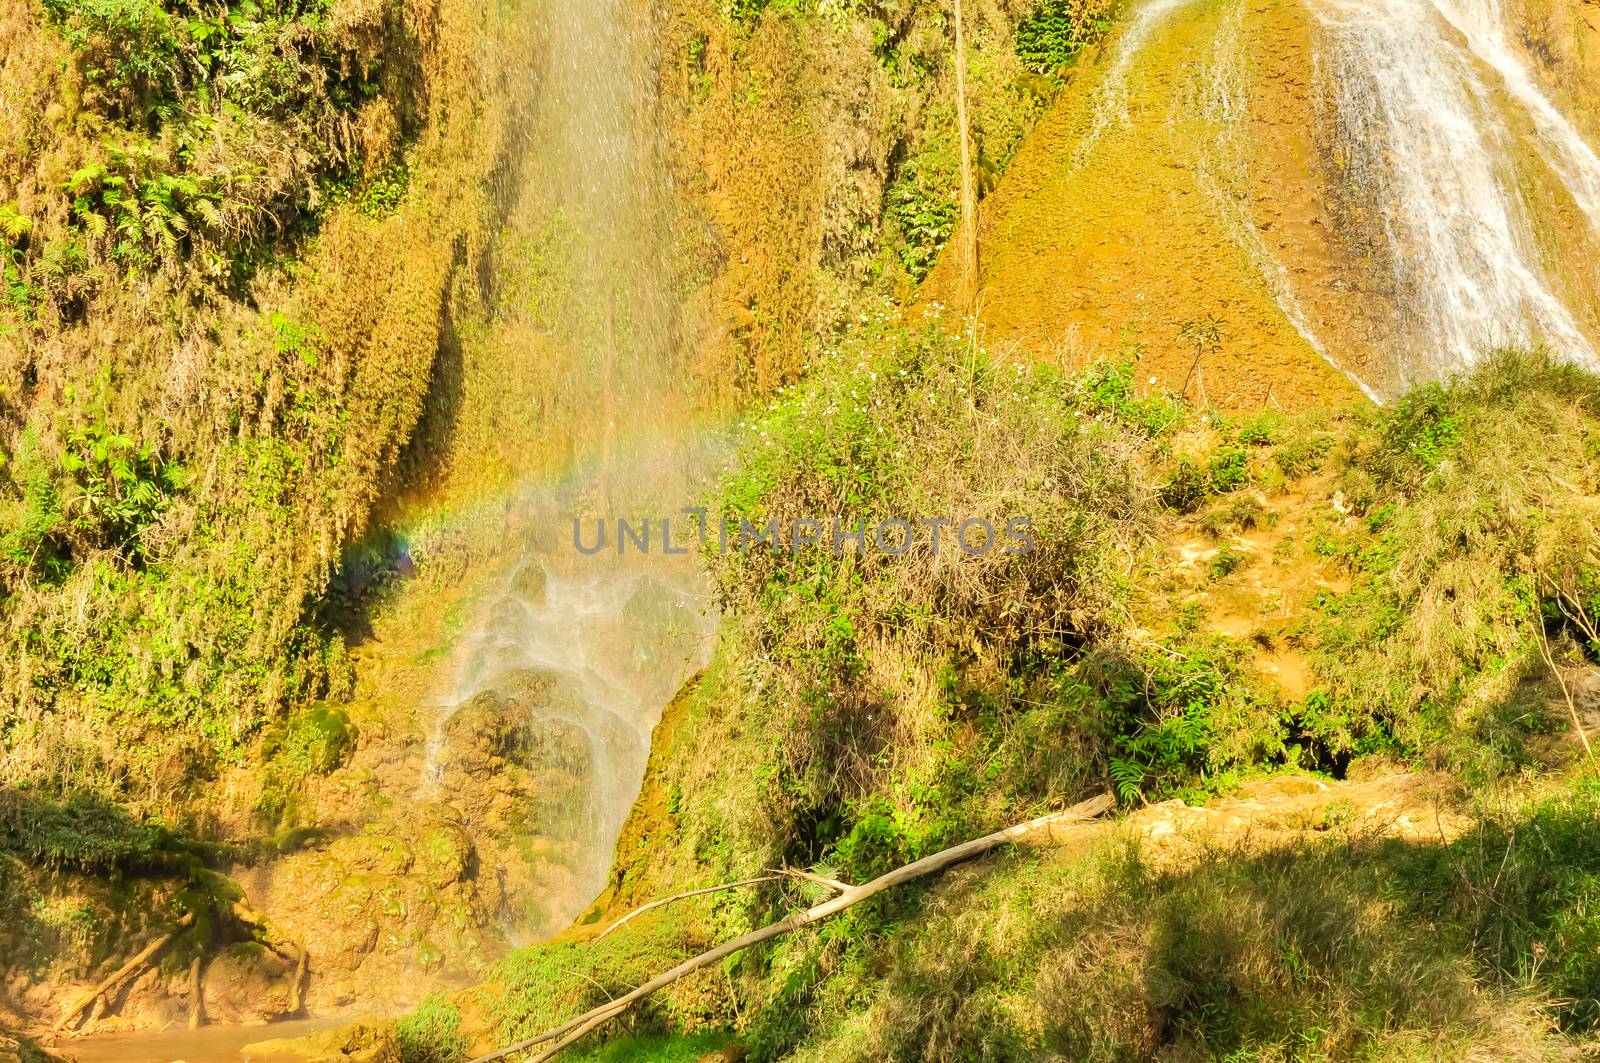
[
  {"x1": 414, "y1": 332, "x2": 1600, "y2": 1062},
  {"x1": 0, "y1": 0, "x2": 572, "y2": 1007}
]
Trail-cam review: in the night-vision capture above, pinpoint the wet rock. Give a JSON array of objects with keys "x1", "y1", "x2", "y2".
[
  {"x1": 509, "y1": 558, "x2": 548, "y2": 604},
  {"x1": 438, "y1": 689, "x2": 529, "y2": 773},
  {"x1": 619, "y1": 576, "x2": 701, "y2": 686},
  {"x1": 246, "y1": 1019, "x2": 402, "y2": 1063},
  {"x1": 200, "y1": 941, "x2": 301, "y2": 1024},
  {"x1": 412, "y1": 820, "x2": 473, "y2": 889}
]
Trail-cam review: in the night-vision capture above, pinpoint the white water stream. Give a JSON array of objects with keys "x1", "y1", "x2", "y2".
[
  {"x1": 1095, "y1": 0, "x2": 1600, "y2": 389},
  {"x1": 1312, "y1": 0, "x2": 1600, "y2": 384},
  {"x1": 418, "y1": 0, "x2": 716, "y2": 939}
]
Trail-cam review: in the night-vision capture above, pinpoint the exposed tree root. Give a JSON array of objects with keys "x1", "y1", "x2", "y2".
[{"x1": 54, "y1": 913, "x2": 195, "y2": 1033}]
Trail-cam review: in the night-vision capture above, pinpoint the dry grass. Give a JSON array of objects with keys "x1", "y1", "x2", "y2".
[{"x1": 1310, "y1": 349, "x2": 1600, "y2": 760}]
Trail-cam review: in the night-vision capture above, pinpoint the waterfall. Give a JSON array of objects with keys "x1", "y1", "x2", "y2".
[
  {"x1": 1074, "y1": 0, "x2": 1201, "y2": 166},
  {"x1": 1196, "y1": 0, "x2": 1379, "y2": 399},
  {"x1": 1310, "y1": 0, "x2": 1600, "y2": 385},
  {"x1": 419, "y1": 0, "x2": 716, "y2": 940}
]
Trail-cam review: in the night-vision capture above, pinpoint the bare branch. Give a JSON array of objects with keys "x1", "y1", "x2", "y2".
[
  {"x1": 1538, "y1": 621, "x2": 1595, "y2": 766},
  {"x1": 772, "y1": 868, "x2": 853, "y2": 893},
  {"x1": 56, "y1": 913, "x2": 195, "y2": 1032}
]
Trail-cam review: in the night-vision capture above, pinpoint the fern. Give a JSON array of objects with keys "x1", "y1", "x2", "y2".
[
  {"x1": 1109, "y1": 758, "x2": 1146, "y2": 804},
  {"x1": 0, "y1": 204, "x2": 33, "y2": 241}
]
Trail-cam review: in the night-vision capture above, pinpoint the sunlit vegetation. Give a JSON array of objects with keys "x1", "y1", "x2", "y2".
[{"x1": 459, "y1": 327, "x2": 1600, "y2": 1060}]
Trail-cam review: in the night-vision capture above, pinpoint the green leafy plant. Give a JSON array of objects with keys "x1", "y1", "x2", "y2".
[
  {"x1": 59, "y1": 419, "x2": 185, "y2": 559},
  {"x1": 1015, "y1": 0, "x2": 1118, "y2": 76},
  {"x1": 1177, "y1": 314, "x2": 1224, "y2": 403},
  {"x1": 396, "y1": 994, "x2": 468, "y2": 1063},
  {"x1": 1208, "y1": 544, "x2": 1249, "y2": 580},
  {"x1": 41, "y1": 0, "x2": 182, "y2": 108},
  {"x1": 887, "y1": 157, "x2": 957, "y2": 281}
]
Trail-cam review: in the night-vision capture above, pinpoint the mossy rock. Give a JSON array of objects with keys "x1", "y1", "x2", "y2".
[{"x1": 411, "y1": 819, "x2": 473, "y2": 889}]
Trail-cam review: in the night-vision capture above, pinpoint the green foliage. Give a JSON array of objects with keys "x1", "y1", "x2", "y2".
[
  {"x1": 1371, "y1": 380, "x2": 1463, "y2": 483},
  {"x1": 764, "y1": 775, "x2": 1600, "y2": 1061},
  {"x1": 1205, "y1": 445, "x2": 1248, "y2": 493},
  {"x1": 0, "y1": 790, "x2": 171, "y2": 873},
  {"x1": 42, "y1": 0, "x2": 182, "y2": 105},
  {"x1": 67, "y1": 154, "x2": 221, "y2": 263},
  {"x1": 396, "y1": 994, "x2": 468, "y2": 1063},
  {"x1": 691, "y1": 315, "x2": 1297, "y2": 919},
  {"x1": 319, "y1": 160, "x2": 413, "y2": 219},
  {"x1": 1103, "y1": 634, "x2": 1280, "y2": 801},
  {"x1": 21, "y1": 0, "x2": 403, "y2": 297},
  {"x1": 60, "y1": 418, "x2": 185, "y2": 559},
  {"x1": 1272, "y1": 431, "x2": 1333, "y2": 478},
  {"x1": 1396, "y1": 776, "x2": 1600, "y2": 1031},
  {"x1": 886, "y1": 157, "x2": 956, "y2": 282},
  {"x1": 1208, "y1": 544, "x2": 1248, "y2": 579},
  {"x1": 566, "y1": 1033, "x2": 733, "y2": 1063},
  {"x1": 1158, "y1": 459, "x2": 1208, "y2": 512},
  {"x1": 255, "y1": 704, "x2": 357, "y2": 825},
  {"x1": 1014, "y1": 0, "x2": 1118, "y2": 76},
  {"x1": 1076, "y1": 359, "x2": 1183, "y2": 437},
  {"x1": 1308, "y1": 349, "x2": 1600, "y2": 759},
  {"x1": 492, "y1": 918, "x2": 714, "y2": 1049},
  {"x1": 1236, "y1": 412, "x2": 1281, "y2": 447},
  {"x1": 0, "y1": 428, "x2": 69, "y2": 583}
]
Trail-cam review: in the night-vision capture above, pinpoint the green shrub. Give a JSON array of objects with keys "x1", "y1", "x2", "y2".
[
  {"x1": 0, "y1": 790, "x2": 170, "y2": 873},
  {"x1": 886, "y1": 157, "x2": 957, "y2": 282},
  {"x1": 59, "y1": 419, "x2": 185, "y2": 561},
  {"x1": 1236, "y1": 412, "x2": 1281, "y2": 447},
  {"x1": 1208, "y1": 544, "x2": 1248, "y2": 579},
  {"x1": 1158, "y1": 458, "x2": 1208, "y2": 512},
  {"x1": 1205, "y1": 446, "x2": 1248, "y2": 493},
  {"x1": 1272, "y1": 432, "x2": 1333, "y2": 478},
  {"x1": 1308, "y1": 349, "x2": 1600, "y2": 757},
  {"x1": 396, "y1": 994, "x2": 468, "y2": 1063},
  {"x1": 42, "y1": 0, "x2": 182, "y2": 107},
  {"x1": 493, "y1": 918, "x2": 710, "y2": 1048}
]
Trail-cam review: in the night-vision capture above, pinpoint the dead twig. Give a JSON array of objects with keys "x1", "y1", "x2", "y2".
[
  {"x1": 592, "y1": 876, "x2": 783, "y2": 943},
  {"x1": 773, "y1": 868, "x2": 853, "y2": 893},
  {"x1": 1538, "y1": 621, "x2": 1594, "y2": 766}
]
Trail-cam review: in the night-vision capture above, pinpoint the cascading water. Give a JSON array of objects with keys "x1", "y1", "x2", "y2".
[
  {"x1": 1194, "y1": 0, "x2": 1378, "y2": 399},
  {"x1": 1074, "y1": 0, "x2": 1201, "y2": 166},
  {"x1": 419, "y1": 0, "x2": 717, "y2": 940},
  {"x1": 1309, "y1": 0, "x2": 1600, "y2": 384},
  {"x1": 1083, "y1": 0, "x2": 1600, "y2": 393},
  {"x1": 421, "y1": 538, "x2": 711, "y2": 940}
]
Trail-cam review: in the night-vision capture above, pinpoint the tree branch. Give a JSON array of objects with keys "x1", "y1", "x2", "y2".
[
  {"x1": 467, "y1": 793, "x2": 1114, "y2": 1063},
  {"x1": 592, "y1": 876, "x2": 783, "y2": 943}
]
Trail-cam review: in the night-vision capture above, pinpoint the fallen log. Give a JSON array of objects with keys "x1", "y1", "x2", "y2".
[
  {"x1": 468, "y1": 793, "x2": 1115, "y2": 1063},
  {"x1": 56, "y1": 912, "x2": 195, "y2": 1033}
]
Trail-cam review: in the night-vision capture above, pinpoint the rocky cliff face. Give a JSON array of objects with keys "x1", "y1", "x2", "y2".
[{"x1": 1513, "y1": 0, "x2": 1600, "y2": 139}]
